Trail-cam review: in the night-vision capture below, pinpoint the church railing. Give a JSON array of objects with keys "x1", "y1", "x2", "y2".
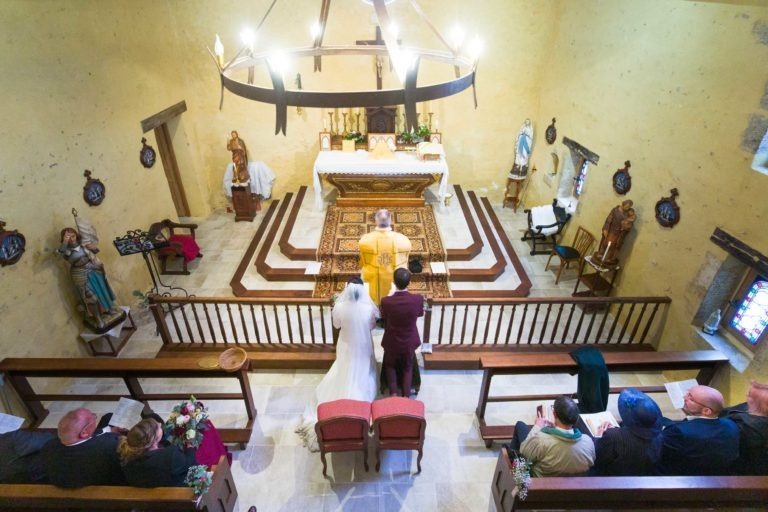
[
  {"x1": 148, "y1": 294, "x2": 670, "y2": 348},
  {"x1": 422, "y1": 296, "x2": 671, "y2": 347},
  {"x1": 148, "y1": 295, "x2": 335, "y2": 346}
]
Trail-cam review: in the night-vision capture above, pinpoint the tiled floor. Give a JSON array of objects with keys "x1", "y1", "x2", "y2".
[{"x1": 48, "y1": 192, "x2": 688, "y2": 512}]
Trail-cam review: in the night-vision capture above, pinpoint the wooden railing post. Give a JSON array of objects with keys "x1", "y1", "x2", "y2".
[{"x1": 148, "y1": 296, "x2": 173, "y2": 345}]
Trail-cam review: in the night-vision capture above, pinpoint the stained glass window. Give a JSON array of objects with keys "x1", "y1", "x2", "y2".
[{"x1": 729, "y1": 277, "x2": 768, "y2": 345}]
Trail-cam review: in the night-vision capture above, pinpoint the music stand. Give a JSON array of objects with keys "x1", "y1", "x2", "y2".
[{"x1": 113, "y1": 229, "x2": 190, "y2": 298}]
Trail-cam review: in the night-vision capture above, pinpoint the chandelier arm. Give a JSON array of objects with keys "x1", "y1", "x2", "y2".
[
  {"x1": 372, "y1": 0, "x2": 402, "y2": 78},
  {"x1": 407, "y1": 0, "x2": 455, "y2": 54},
  {"x1": 266, "y1": 62, "x2": 288, "y2": 135},
  {"x1": 403, "y1": 56, "x2": 421, "y2": 132},
  {"x1": 314, "y1": 0, "x2": 332, "y2": 71},
  {"x1": 256, "y1": 0, "x2": 280, "y2": 33},
  {"x1": 471, "y1": 60, "x2": 479, "y2": 109}
]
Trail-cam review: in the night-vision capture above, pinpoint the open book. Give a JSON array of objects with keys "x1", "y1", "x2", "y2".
[
  {"x1": 109, "y1": 397, "x2": 145, "y2": 430},
  {"x1": 537, "y1": 404, "x2": 554, "y2": 424},
  {"x1": 664, "y1": 379, "x2": 698, "y2": 410},
  {"x1": 580, "y1": 410, "x2": 619, "y2": 438}
]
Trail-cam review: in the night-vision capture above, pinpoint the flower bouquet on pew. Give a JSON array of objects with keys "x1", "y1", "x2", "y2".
[
  {"x1": 164, "y1": 396, "x2": 209, "y2": 448},
  {"x1": 184, "y1": 465, "x2": 213, "y2": 496},
  {"x1": 510, "y1": 454, "x2": 532, "y2": 501}
]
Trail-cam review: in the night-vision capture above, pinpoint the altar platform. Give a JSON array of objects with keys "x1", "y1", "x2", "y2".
[{"x1": 312, "y1": 150, "x2": 449, "y2": 209}]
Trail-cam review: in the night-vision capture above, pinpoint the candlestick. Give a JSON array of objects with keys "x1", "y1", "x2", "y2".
[
  {"x1": 342, "y1": 113, "x2": 348, "y2": 135},
  {"x1": 428, "y1": 112, "x2": 433, "y2": 131},
  {"x1": 327, "y1": 112, "x2": 334, "y2": 134},
  {"x1": 355, "y1": 113, "x2": 361, "y2": 133}
]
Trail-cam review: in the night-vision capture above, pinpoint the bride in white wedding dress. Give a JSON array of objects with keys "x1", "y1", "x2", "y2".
[{"x1": 295, "y1": 277, "x2": 379, "y2": 451}]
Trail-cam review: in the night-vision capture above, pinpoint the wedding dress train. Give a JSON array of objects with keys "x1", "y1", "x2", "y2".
[{"x1": 295, "y1": 281, "x2": 379, "y2": 452}]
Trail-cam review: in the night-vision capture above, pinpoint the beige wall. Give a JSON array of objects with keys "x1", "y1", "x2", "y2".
[
  {"x1": 528, "y1": 0, "x2": 768, "y2": 402},
  {"x1": 0, "y1": 0, "x2": 766, "y2": 403}
]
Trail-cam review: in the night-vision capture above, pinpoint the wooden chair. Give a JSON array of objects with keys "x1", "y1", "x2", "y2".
[
  {"x1": 371, "y1": 397, "x2": 426, "y2": 473},
  {"x1": 521, "y1": 199, "x2": 571, "y2": 255},
  {"x1": 149, "y1": 219, "x2": 202, "y2": 275},
  {"x1": 545, "y1": 226, "x2": 595, "y2": 284},
  {"x1": 315, "y1": 399, "x2": 371, "y2": 477}
]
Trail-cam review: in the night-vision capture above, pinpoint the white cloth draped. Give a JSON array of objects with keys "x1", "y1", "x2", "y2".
[
  {"x1": 223, "y1": 161, "x2": 276, "y2": 199},
  {"x1": 312, "y1": 150, "x2": 450, "y2": 209},
  {"x1": 295, "y1": 283, "x2": 379, "y2": 452}
]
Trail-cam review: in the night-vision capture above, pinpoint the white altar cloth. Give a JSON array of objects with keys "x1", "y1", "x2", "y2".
[
  {"x1": 312, "y1": 150, "x2": 449, "y2": 209},
  {"x1": 224, "y1": 161, "x2": 276, "y2": 199}
]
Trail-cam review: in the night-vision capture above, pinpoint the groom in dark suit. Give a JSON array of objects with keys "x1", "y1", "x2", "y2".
[{"x1": 380, "y1": 268, "x2": 424, "y2": 397}]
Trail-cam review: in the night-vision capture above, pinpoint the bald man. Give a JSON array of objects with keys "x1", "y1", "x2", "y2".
[
  {"x1": 655, "y1": 385, "x2": 739, "y2": 475},
  {"x1": 721, "y1": 381, "x2": 768, "y2": 475},
  {"x1": 358, "y1": 209, "x2": 411, "y2": 305},
  {"x1": 41, "y1": 407, "x2": 126, "y2": 487}
]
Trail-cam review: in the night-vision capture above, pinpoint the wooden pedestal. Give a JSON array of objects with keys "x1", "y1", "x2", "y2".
[
  {"x1": 84, "y1": 312, "x2": 136, "y2": 357},
  {"x1": 231, "y1": 185, "x2": 257, "y2": 222},
  {"x1": 502, "y1": 176, "x2": 527, "y2": 212},
  {"x1": 326, "y1": 173, "x2": 438, "y2": 207}
]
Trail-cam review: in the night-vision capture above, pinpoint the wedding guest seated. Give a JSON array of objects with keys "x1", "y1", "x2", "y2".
[
  {"x1": 655, "y1": 384, "x2": 739, "y2": 476},
  {"x1": 0, "y1": 429, "x2": 55, "y2": 483},
  {"x1": 720, "y1": 380, "x2": 768, "y2": 475},
  {"x1": 508, "y1": 396, "x2": 595, "y2": 477},
  {"x1": 41, "y1": 407, "x2": 126, "y2": 487},
  {"x1": 118, "y1": 417, "x2": 230, "y2": 487},
  {"x1": 591, "y1": 388, "x2": 662, "y2": 476}
]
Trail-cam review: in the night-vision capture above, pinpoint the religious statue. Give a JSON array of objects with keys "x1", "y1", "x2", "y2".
[
  {"x1": 511, "y1": 118, "x2": 534, "y2": 178},
  {"x1": 231, "y1": 149, "x2": 250, "y2": 184},
  {"x1": 226, "y1": 130, "x2": 248, "y2": 166},
  {"x1": 358, "y1": 209, "x2": 411, "y2": 305},
  {"x1": 57, "y1": 210, "x2": 124, "y2": 331},
  {"x1": 594, "y1": 200, "x2": 637, "y2": 267}
]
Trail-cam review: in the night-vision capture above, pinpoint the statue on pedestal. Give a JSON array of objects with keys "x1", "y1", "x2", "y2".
[
  {"x1": 594, "y1": 200, "x2": 636, "y2": 267},
  {"x1": 511, "y1": 118, "x2": 533, "y2": 178},
  {"x1": 57, "y1": 211, "x2": 124, "y2": 331},
  {"x1": 226, "y1": 130, "x2": 248, "y2": 166},
  {"x1": 358, "y1": 209, "x2": 411, "y2": 305}
]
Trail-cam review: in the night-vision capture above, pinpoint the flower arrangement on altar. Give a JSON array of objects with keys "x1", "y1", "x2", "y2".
[
  {"x1": 184, "y1": 464, "x2": 213, "y2": 496},
  {"x1": 343, "y1": 131, "x2": 366, "y2": 144},
  {"x1": 510, "y1": 453, "x2": 532, "y2": 501},
  {"x1": 164, "y1": 396, "x2": 209, "y2": 448}
]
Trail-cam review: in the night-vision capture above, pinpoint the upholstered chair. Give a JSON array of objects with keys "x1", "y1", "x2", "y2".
[
  {"x1": 315, "y1": 399, "x2": 372, "y2": 477},
  {"x1": 371, "y1": 397, "x2": 426, "y2": 473}
]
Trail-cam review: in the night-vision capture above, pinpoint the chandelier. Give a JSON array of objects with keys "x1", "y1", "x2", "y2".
[{"x1": 209, "y1": 0, "x2": 481, "y2": 135}]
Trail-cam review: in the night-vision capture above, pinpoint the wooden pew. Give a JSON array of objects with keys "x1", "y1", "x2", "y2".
[
  {"x1": 476, "y1": 350, "x2": 728, "y2": 447},
  {"x1": 0, "y1": 357, "x2": 257, "y2": 447},
  {"x1": 0, "y1": 455, "x2": 238, "y2": 511},
  {"x1": 491, "y1": 448, "x2": 768, "y2": 511}
]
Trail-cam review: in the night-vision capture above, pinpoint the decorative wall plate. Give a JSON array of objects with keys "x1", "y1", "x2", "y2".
[
  {"x1": 0, "y1": 221, "x2": 26, "y2": 266},
  {"x1": 612, "y1": 160, "x2": 632, "y2": 195},
  {"x1": 655, "y1": 188, "x2": 680, "y2": 228},
  {"x1": 140, "y1": 137, "x2": 157, "y2": 168},
  {"x1": 545, "y1": 117, "x2": 557, "y2": 145},
  {"x1": 82, "y1": 169, "x2": 105, "y2": 206}
]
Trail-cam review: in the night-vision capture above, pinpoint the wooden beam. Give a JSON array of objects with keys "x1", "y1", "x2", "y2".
[{"x1": 140, "y1": 101, "x2": 188, "y2": 133}]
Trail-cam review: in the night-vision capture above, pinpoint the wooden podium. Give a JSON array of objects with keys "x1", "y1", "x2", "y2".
[{"x1": 231, "y1": 184, "x2": 258, "y2": 222}]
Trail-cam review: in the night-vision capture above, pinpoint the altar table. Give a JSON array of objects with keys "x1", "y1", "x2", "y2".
[{"x1": 313, "y1": 150, "x2": 449, "y2": 209}]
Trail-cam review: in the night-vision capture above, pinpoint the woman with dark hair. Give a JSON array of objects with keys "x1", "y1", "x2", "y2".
[
  {"x1": 592, "y1": 388, "x2": 662, "y2": 476},
  {"x1": 295, "y1": 276, "x2": 379, "y2": 451}
]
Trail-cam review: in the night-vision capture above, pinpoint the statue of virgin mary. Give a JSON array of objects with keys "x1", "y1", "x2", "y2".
[{"x1": 511, "y1": 118, "x2": 534, "y2": 177}]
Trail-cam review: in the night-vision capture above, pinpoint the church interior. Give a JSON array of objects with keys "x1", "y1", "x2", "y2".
[{"x1": 1, "y1": 0, "x2": 767, "y2": 510}]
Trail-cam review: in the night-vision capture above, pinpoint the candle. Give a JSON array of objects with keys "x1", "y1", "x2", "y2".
[
  {"x1": 602, "y1": 241, "x2": 612, "y2": 262},
  {"x1": 323, "y1": 119, "x2": 328, "y2": 131},
  {"x1": 435, "y1": 119, "x2": 439, "y2": 132}
]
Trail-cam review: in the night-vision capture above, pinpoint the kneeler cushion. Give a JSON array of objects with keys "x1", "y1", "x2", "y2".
[{"x1": 168, "y1": 234, "x2": 201, "y2": 262}]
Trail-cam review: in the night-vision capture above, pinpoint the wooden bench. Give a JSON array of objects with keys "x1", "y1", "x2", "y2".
[
  {"x1": 0, "y1": 455, "x2": 238, "y2": 511},
  {"x1": 156, "y1": 343, "x2": 337, "y2": 370},
  {"x1": 491, "y1": 448, "x2": 768, "y2": 511},
  {"x1": 476, "y1": 350, "x2": 729, "y2": 447},
  {"x1": 0, "y1": 357, "x2": 257, "y2": 447}
]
